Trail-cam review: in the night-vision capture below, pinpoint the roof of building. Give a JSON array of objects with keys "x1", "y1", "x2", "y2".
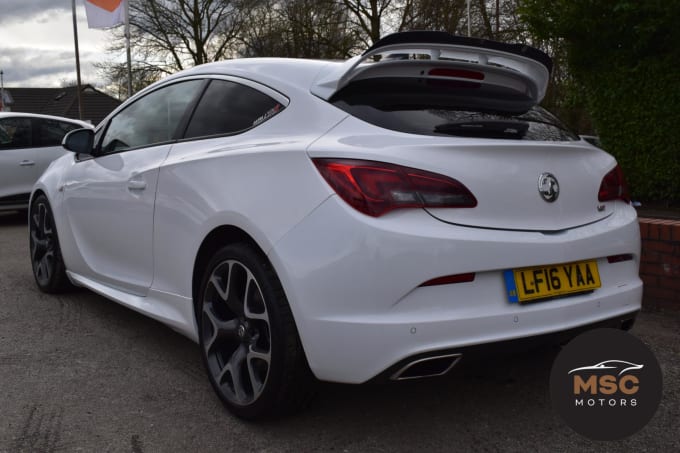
[{"x1": 3, "y1": 85, "x2": 121, "y2": 125}]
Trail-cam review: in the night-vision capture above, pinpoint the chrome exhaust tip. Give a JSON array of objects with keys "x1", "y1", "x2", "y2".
[{"x1": 390, "y1": 353, "x2": 462, "y2": 381}]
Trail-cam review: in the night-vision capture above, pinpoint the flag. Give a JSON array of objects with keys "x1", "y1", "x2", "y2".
[{"x1": 83, "y1": 0, "x2": 126, "y2": 29}]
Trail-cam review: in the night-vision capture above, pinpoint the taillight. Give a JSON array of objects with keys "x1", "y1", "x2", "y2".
[
  {"x1": 313, "y1": 158, "x2": 477, "y2": 217},
  {"x1": 598, "y1": 164, "x2": 630, "y2": 203}
]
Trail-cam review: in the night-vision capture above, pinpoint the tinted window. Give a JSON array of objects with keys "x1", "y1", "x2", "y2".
[
  {"x1": 331, "y1": 77, "x2": 578, "y2": 141},
  {"x1": 0, "y1": 117, "x2": 32, "y2": 148},
  {"x1": 184, "y1": 80, "x2": 282, "y2": 139},
  {"x1": 100, "y1": 80, "x2": 203, "y2": 154},
  {"x1": 36, "y1": 119, "x2": 81, "y2": 147}
]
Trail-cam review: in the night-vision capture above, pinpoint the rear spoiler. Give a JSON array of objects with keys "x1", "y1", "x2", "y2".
[{"x1": 312, "y1": 31, "x2": 553, "y2": 105}]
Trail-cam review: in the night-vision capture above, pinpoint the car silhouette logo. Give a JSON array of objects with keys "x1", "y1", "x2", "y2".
[{"x1": 568, "y1": 360, "x2": 644, "y2": 376}]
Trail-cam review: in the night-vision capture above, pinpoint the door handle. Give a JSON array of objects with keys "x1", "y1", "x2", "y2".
[
  {"x1": 20, "y1": 160, "x2": 35, "y2": 166},
  {"x1": 128, "y1": 180, "x2": 147, "y2": 191}
]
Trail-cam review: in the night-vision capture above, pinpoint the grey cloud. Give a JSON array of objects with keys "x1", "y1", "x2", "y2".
[
  {"x1": 1, "y1": 47, "x2": 100, "y2": 86},
  {"x1": 0, "y1": 0, "x2": 70, "y2": 25}
]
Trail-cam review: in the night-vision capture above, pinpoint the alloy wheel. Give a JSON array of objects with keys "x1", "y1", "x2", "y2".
[
  {"x1": 202, "y1": 260, "x2": 272, "y2": 405},
  {"x1": 30, "y1": 201, "x2": 57, "y2": 287}
]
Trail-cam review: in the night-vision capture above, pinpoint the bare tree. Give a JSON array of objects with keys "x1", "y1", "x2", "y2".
[
  {"x1": 98, "y1": 0, "x2": 252, "y2": 97},
  {"x1": 340, "y1": 0, "x2": 408, "y2": 46},
  {"x1": 401, "y1": 0, "x2": 467, "y2": 34},
  {"x1": 128, "y1": 0, "x2": 249, "y2": 70},
  {"x1": 240, "y1": 0, "x2": 358, "y2": 58}
]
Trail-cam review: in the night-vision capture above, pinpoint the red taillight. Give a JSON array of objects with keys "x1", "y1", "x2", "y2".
[
  {"x1": 598, "y1": 164, "x2": 630, "y2": 203},
  {"x1": 313, "y1": 159, "x2": 477, "y2": 217}
]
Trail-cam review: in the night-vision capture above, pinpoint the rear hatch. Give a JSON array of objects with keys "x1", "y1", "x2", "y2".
[{"x1": 311, "y1": 32, "x2": 616, "y2": 231}]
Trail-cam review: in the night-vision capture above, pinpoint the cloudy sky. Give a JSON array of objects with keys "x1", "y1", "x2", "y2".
[{"x1": 0, "y1": 1, "x2": 117, "y2": 88}]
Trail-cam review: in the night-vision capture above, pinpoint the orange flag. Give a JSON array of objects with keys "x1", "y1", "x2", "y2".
[{"x1": 83, "y1": 0, "x2": 126, "y2": 29}]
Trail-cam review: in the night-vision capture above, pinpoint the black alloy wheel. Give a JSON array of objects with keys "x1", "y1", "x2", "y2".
[
  {"x1": 29, "y1": 195, "x2": 72, "y2": 293},
  {"x1": 199, "y1": 243, "x2": 315, "y2": 419}
]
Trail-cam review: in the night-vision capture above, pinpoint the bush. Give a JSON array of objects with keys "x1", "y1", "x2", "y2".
[{"x1": 520, "y1": 0, "x2": 680, "y2": 203}]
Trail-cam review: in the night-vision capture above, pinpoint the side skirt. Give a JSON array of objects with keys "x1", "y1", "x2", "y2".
[{"x1": 66, "y1": 271, "x2": 199, "y2": 342}]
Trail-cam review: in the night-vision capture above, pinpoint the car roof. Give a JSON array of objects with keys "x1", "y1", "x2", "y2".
[
  {"x1": 0, "y1": 111, "x2": 92, "y2": 128},
  {"x1": 144, "y1": 58, "x2": 338, "y2": 98}
]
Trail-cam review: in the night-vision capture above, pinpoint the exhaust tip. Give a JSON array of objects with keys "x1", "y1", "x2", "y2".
[{"x1": 390, "y1": 353, "x2": 462, "y2": 381}]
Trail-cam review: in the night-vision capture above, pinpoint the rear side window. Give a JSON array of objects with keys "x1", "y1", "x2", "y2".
[
  {"x1": 184, "y1": 80, "x2": 283, "y2": 139},
  {"x1": 331, "y1": 77, "x2": 578, "y2": 141},
  {"x1": 35, "y1": 119, "x2": 81, "y2": 147},
  {"x1": 0, "y1": 117, "x2": 32, "y2": 148}
]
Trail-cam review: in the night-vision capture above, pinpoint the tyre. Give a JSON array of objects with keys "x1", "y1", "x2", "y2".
[
  {"x1": 198, "y1": 243, "x2": 315, "y2": 419},
  {"x1": 29, "y1": 195, "x2": 73, "y2": 293}
]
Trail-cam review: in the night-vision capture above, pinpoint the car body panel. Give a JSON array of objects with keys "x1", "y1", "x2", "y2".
[
  {"x1": 308, "y1": 115, "x2": 615, "y2": 231},
  {"x1": 268, "y1": 195, "x2": 641, "y2": 382},
  {"x1": 59, "y1": 144, "x2": 172, "y2": 296}
]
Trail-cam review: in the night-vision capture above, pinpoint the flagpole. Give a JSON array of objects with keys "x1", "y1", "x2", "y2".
[
  {"x1": 467, "y1": 0, "x2": 471, "y2": 37},
  {"x1": 0, "y1": 70, "x2": 5, "y2": 112},
  {"x1": 124, "y1": 0, "x2": 132, "y2": 98},
  {"x1": 71, "y1": 0, "x2": 84, "y2": 119}
]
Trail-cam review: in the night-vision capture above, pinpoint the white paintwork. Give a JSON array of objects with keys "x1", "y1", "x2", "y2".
[
  {"x1": 309, "y1": 116, "x2": 616, "y2": 231},
  {"x1": 311, "y1": 42, "x2": 550, "y2": 103},
  {"x1": 0, "y1": 112, "x2": 90, "y2": 210},
  {"x1": 32, "y1": 52, "x2": 641, "y2": 384},
  {"x1": 60, "y1": 144, "x2": 172, "y2": 296}
]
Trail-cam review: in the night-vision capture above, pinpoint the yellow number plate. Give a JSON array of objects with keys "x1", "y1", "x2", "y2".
[{"x1": 504, "y1": 260, "x2": 601, "y2": 303}]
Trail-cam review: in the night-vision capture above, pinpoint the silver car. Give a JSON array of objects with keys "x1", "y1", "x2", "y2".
[{"x1": 0, "y1": 112, "x2": 90, "y2": 211}]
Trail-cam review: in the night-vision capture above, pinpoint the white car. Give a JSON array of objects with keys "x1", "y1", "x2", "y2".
[
  {"x1": 30, "y1": 32, "x2": 642, "y2": 419},
  {"x1": 0, "y1": 112, "x2": 90, "y2": 211}
]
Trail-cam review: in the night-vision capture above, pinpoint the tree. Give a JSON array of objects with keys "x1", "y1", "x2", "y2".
[
  {"x1": 239, "y1": 0, "x2": 358, "y2": 58},
  {"x1": 98, "y1": 0, "x2": 252, "y2": 97},
  {"x1": 520, "y1": 0, "x2": 680, "y2": 202},
  {"x1": 128, "y1": 0, "x2": 249, "y2": 70}
]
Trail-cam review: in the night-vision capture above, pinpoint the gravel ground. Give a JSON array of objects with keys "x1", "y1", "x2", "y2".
[{"x1": 1, "y1": 210, "x2": 678, "y2": 452}]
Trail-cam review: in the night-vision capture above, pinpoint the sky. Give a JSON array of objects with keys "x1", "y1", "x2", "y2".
[{"x1": 0, "y1": 0, "x2": 118, "y2": 88}]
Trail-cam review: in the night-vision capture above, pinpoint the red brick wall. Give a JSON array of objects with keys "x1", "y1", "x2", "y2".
[{"x1": 639, "y1": 218, "x2": 680, "y2": 311}]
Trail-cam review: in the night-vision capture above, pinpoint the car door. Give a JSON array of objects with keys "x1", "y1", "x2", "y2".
[
  {"x1": 61, "y1": 79, "x2": 205, "y2": 296},
  {"x1": 32, "y1": 118, "x2": 82, "y2": 179},
  {"x1": 0, "y1": 116, "x2": 35, "y2": 206}
]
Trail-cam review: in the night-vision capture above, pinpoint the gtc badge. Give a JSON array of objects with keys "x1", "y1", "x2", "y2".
[{"x1": 538, "y1": 173, "x2": 559, "y2": 202}]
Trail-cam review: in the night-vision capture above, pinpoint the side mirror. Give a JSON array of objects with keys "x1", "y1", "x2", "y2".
[{"x1": 62, "y1": 128, "x2": 95, "y2": 155}]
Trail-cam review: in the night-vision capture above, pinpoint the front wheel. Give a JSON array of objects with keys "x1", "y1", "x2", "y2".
[
  {"x1": 29, "y1": 195, "x2": 72, "y2": 293},
  {"x1": 198, "y1": 243, "x2": 315, "y2": 419}
]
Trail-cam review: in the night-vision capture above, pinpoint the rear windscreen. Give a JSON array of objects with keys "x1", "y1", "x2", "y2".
[{"x1": 330, "y1": 77, "x2": 578, "y2": 141}]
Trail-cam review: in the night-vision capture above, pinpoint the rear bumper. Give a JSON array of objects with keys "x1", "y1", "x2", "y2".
[
  {"x1": 373, "y1": 310, "x2": 639, "y2": 382},
  {"x1": 269, "y1": 196, "x2": 642, "y2": 383}
]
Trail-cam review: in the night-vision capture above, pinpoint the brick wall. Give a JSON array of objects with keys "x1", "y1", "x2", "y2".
[{"x1": 639, "y1": 218, "x2": 680, "y2": 311}]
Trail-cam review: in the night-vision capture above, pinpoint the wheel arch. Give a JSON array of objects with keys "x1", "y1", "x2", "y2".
[
  {"x1": 191, "y1": 225, "x2": 268, "y2": 321},
  {"x1": 29, "y1": 189, "x2": 48, "y2": 210}
]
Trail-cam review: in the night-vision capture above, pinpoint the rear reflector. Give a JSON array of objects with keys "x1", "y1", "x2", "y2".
[
  {"x1": 607, "y1": 254, "x2": 634, "y2": 264},
  {"x1": 313, "y1": 159, "x2": 477, "y2": 217},
  {"x1": 420, "y1": 273, "x2": 476, "y2": 287}
]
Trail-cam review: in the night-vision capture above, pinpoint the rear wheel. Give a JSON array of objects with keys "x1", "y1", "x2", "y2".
[
  {"x1": 198, "y1": 243, "x2": 315, "y2": 419},
  {"x1": 29, "y1": 195, "x2": 72, "y2": 293}
]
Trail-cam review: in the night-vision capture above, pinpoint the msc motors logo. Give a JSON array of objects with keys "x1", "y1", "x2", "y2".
[
  {"x1": 570, "y1": 359, "x2": 643, "y2": 408},
  {"x1": 550, "y1": 328, "x2": 662, "y2": 440}
]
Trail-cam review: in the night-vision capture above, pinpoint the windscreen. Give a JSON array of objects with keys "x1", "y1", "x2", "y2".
[{"x1": 330, "y1": 77, "x2": 578, "y2": 141}]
